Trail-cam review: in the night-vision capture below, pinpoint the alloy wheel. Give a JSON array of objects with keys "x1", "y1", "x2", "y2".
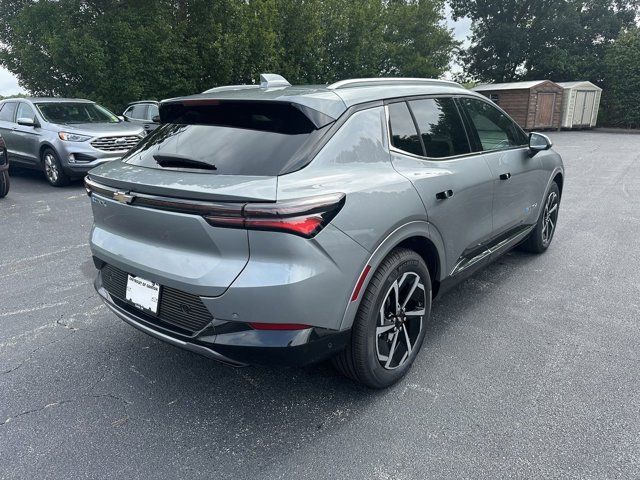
[
  {"x1": 375, "y1": 271, "x2": 426, "y2": 370},
  {"x1": 541, "y1": 190, "x2": 559, "y2": 245},
  {"x1": 44, "y1": 153, "x2": 59, "y2": 184}
]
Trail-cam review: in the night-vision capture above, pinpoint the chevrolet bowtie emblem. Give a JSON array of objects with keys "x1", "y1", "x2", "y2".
[{"x1": 113, "y1": 191, "x2": 134, "y2": 204}]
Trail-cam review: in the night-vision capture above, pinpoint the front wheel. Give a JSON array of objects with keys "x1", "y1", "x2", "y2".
[
  {"x1": 520, "y1": 181, "x2": 560, "y2": 253},
  {"x1": 333, "y1": 248, "x2": 432, "y2": 389},
  {"x1": 42, "y1": 148, "x2": 70, "y2": 187},
  {"x1": 0, "y1": 170, "x2": 9, "y2": 198}
]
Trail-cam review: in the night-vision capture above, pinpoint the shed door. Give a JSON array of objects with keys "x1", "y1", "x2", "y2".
[
  {"x1": 534, "y1": 93, "x2": 556, "y2": 128},
  {"x1": 575, "y1": 90, "x2": 596, "y2": 126}
]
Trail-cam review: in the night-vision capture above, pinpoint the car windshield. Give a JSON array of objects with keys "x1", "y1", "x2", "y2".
[{"x1": 36, "y1": 102, "x2": 119, "y2": 124}]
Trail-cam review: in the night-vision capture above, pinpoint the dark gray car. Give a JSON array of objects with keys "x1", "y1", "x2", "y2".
[
  {"x1": 0, "y1": 98, "x2": 144, "y2": 186},
  {"x1": 85, "y1": 75, "x2": 564, "y2": 388}
]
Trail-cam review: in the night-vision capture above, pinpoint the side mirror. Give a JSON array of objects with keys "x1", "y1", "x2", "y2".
[
  {"x1": 151, "y1": 115, "x2": 160, "y2": 123},
  {"x1": 17, "y1": 117, "x2": 36, "y2": 127},
  {"x1": 118, "y1": 115, "x2": 126, "y2": 122},
  {"x1": 529, "y1": 132, "x2": 552, "y2": 155}
]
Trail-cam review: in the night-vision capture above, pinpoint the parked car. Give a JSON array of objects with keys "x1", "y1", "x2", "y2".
[
  {"x1": 0, "y1": 98, "x2": 145, "y2": 186},
  {"x1": 122, "y1": 100, "x2": 160, "y2": 133},
  {"x1": 85, "y1": 74, "x2": 564, "y2": 388},
  {"x1": 0, "y1": 134, "x2": 9, "y2": 198}
]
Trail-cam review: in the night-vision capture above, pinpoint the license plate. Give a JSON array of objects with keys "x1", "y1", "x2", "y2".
[{"x1": 125, "y1": 274, "x2": 160, "y2": 314}]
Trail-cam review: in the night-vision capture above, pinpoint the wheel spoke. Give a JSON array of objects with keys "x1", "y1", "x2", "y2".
[
  {"x1": 389, "y1": 280, "x2": 400, "y2": 315},
  {"x1": 400, "y1": 274, "x2": 421, "y2": 309},
  {"x1": 402, "y1": 325, "x2": 412, "y2": 354},
  {"x1": 376, "y1": 324, "x2": 395, "y2": 336},
  {"x1": 547, "y1": 204, "x2": 558, "y2": 216},
  {"x1": 385, "y1": 331, "x2": 399, "y2": 369},
  {"x1": 405, "y1": 308, "x2": 426, "y2": 316}
]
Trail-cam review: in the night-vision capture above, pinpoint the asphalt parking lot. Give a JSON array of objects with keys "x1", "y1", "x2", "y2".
[{"x1": 1, "y1": 131, "x2": 639, "y2": 479}]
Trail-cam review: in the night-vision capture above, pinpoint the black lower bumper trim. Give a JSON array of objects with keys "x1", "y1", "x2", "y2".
[{"x1": 95, "y1": 271, "x2": 350, "y2": 367}]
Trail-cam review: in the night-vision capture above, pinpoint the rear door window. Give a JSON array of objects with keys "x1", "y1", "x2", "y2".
[
  {"x1": 458, "y1": 97, "x2": 528, "y2": 151},
  {"x1": 129, "y1": 104, "x2": 148, "y2": 120},
  {"x1": 0, "y1": 102, "x2": 17, "y2": 122},
  {"x1": 408, "y1": 98, "x2": 471, "y2": 158},
  {"x1": 124, "y1": 101, "x2": 329, "y2": 176},
  {"x1": 388, "y1": 102, "x2": 423, "y2": 156},
  {"x1": 147, "y1": 104, "x2": 159, "y2": 120}
]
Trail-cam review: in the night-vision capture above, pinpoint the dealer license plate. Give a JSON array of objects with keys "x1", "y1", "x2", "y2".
[{"x1": 125, "y1": 274, "x2": 160, "y2": 314}]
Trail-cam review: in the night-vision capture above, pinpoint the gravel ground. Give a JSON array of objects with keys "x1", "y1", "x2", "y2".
[{"x1": 1, "y1": 131, "x2": 639, "y2": 479}]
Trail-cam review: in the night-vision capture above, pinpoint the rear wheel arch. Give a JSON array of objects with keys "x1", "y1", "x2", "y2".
[
  {"x1": 395, "y1": 236, "x2": 441, "y2": 298},
  {"x1": 339, "y1": 222, "x2": 444, "y2": 330}
]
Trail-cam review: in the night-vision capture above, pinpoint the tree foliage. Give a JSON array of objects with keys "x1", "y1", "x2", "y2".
[
  {"x1": 0, "y1": 0, "x2": 457, "y2": 112},
  {"x1": 450, "y1": 0, "x2": 639, "y2": 84},
  {"x1": 601, "y1": 27, "x2": 640, "y2": 128}
]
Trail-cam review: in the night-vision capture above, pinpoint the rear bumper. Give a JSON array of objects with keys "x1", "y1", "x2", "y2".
[{"x1": 94, "y1": 270, "x2": 350, "y2": 367}]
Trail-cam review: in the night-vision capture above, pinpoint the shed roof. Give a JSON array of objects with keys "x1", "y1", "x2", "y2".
[
  {"x1": 472, "y1": 80, "x2": 559, "y2": 92},
  {"x1": 557, "y1": 81, "x2": 602, "y2": 91}
]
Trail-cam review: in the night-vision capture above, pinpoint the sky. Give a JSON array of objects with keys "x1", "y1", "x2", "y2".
[{"x1": 0, "y1": 9, "x2": 472, "y2": 96}]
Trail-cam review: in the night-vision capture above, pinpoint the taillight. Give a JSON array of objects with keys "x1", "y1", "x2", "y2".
[{"x1": 204, "y1": 193, "x2": 345, "y2": 238}]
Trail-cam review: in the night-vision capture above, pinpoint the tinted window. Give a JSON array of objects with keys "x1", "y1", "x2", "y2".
[
  {"x1": 388, "y1": 102, "x2": 423, "y2": 156},
  {"x1": 0, "y1": 102, "x2": 17, "y2": 122},
  {"x1": 123, "y1": 102, "x2": 327, "y2": 176},
  {"x1": 147, "y1": 104, "x2": 159, "y2": 120},
  {"x1": 409, "y1": 98, "x2": 470, "y2": 158},
  {"x1": 129, "y1": 104, "x2": 148, "y2": 119},
  {"x1": 460, "y1": 98, "x2": 528, "y2": 151},
  {"x1": 16, "y1": 102, "x2": 36, "y2": 121}
]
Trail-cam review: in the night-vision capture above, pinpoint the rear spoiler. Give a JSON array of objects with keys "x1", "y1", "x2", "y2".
[{"x1": 159, "y1": 99, "x2": 336, "y2": 131}]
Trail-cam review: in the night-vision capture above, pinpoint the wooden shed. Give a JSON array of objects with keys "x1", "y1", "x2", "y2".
[
  {"x1": 557, "y1": 81, "x2": 602, "y2": 129},
  {"x1": 472, "y1": 80, "x2": 564, "y2": 130}
]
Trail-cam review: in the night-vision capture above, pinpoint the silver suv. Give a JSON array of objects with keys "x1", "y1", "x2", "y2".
[
  {"x1": 86, "y1": 75, "x2": 564, "y2": 388},
  {"x1": 0, "y1": 98, "x2": 144, "y2": 186}
]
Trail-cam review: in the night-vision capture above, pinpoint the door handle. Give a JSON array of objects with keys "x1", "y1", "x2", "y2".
[
  {"x1": 499, "y1": 173, "x2": 512, "y2": 180},
  {"x1": 436, "y1": 189, "x2": 454, "y2": 200}
]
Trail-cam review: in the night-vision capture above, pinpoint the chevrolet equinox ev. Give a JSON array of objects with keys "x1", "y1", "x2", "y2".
[{"x1": 85, "y1": 75, "x2": 564, "y2": 388}]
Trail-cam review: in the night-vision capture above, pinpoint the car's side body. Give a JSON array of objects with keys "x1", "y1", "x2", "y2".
[
  {"x1": 122, "y1": 101, "x2": 160, "y2": 133},
  {"x1": 0, "y1": 98, "x2": 144, "y2": 180},
  {"x1": 85, "y1": 78, "x2": 563, "y2": 369}
]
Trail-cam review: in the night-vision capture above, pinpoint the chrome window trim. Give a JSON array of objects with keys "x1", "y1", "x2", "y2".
[{"x1": 384, "y1": 93, "x2": 529, "y2": 161}]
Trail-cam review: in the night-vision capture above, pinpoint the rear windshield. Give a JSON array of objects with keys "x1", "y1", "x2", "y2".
[{"x1": 123, "y1": 101, "x2": 329, "y2": 176}]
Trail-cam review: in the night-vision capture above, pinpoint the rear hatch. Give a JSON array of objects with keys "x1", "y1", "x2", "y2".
[{"x1": 88, "y1": 99, "x2": 334, "y2": 296}]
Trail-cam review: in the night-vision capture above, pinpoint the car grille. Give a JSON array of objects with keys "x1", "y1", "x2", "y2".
[
  {"x1": 101, "y1": 264, "x2": 214, "y2": 335},
  {"x1": 90, "y1": 135, "x2": 141, "y2": 152}
]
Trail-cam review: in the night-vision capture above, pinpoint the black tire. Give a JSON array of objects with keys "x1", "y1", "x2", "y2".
[
  {"x1": 42, "y1": 148, "x2": 70, "y2": 187},
  {"x1": 333, "y1": 248, "x2": 432, "y2": 389},
  {"x1": 520, "y1": 181, "x2": 560, "y2": 253},
  {"x1": 0, "y1": 170, "x2": 9, "y2": 198}
]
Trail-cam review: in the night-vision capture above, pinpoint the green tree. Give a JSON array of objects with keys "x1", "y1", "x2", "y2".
[
  {"x1": 601, "y1": 27, "x2": 640, "y2": 128},
  {"x1": 451, "y1": 0, "x2": 639, "y2": 83},
  {"x1": 0, "y1": 0, "x2": 456, "y2": 112}
]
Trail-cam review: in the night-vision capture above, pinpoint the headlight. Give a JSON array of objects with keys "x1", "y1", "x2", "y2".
[{"x1": 58, "y1": 132, "x2": 92, "y2": 142}]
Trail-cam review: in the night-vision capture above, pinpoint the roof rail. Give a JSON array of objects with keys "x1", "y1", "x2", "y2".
[
  {"x1": 202, "y1": 85, "x2": 259, "y2": 94},
  {"x1": 327, "y1": 77, "x2": 463, "y2": 90}
]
